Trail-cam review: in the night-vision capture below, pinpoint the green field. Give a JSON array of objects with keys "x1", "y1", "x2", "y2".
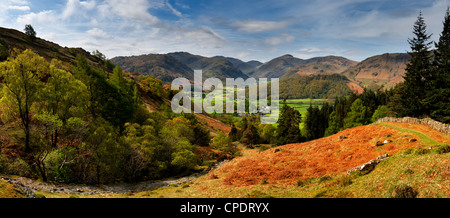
[
  {"x1": 280, "y1": 98, "x2": 333, "y2": 116},
  {"x1": 193, "y1": 91, "x2": 331, "y2": 116}
]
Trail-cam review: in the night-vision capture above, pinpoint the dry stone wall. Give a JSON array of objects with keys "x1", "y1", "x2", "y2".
[{"x1": 375, "y1": 117, "x2": 450, "y2": 135}]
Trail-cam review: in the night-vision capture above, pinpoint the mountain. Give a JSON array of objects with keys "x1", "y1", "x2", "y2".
[
  {"x1": 249, "y1": 54, "x2": 305, "y2": 78},
  {"x1": 281, "y1": 56, "x2": 359, "y2": 79},
  {"x1": 167, "y1": 52, "x2": 249, "y2": 80},
  {"x1": 110, "y1": 54, "x2": 193, "y2": 83},
  {"x1": 213, "y1": 56, "x2": 263, "y2": 75},
  {"x1": 342, "y1": 53, "x2": 411, "y2": 89},
  {"x1": 0, "y1": 27, "x2": 104, "y2": 69},
  {"x1": 111, "y1": 52, "x2": 250, "y2": 83},
  {"x1": 250, "y1": 54, "x2": 358, "y2": 79}
]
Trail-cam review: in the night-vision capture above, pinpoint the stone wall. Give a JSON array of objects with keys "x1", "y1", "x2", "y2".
[{"x1": 375, "y1": 117, "x2": 450, "y2": 135}]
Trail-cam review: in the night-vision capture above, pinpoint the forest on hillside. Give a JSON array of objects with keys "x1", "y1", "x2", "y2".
[
  {"x1": 279, "y1": 74, "x2": 352, "y2": 99},
  {"x1": 0, "y1": 48, "x2": 218, "y2": 184}
]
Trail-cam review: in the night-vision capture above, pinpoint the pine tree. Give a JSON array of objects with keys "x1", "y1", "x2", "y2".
[
  {"x1": 276, "y1": 103, "x2": 303, "y2": 145},
  {"x1": 402, "y1": 11, "x2": 432, "y2": 117},
  {"x1": 427, "y1": 7, "x2": 450, "y2": 123}
]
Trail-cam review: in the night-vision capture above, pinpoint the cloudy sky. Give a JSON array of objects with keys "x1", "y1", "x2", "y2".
[{"x1": 1, "y1": 0, "x2": 449, "y2": 62}]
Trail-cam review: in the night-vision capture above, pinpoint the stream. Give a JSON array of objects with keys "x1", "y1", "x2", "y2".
[{"x1": 1, "y1": 160, "x2": 229, "y2": 197}]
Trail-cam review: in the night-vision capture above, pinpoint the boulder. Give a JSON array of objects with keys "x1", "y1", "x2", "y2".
[{"x1": 347, "y1": 153, "x2": 389, "y2": 175}]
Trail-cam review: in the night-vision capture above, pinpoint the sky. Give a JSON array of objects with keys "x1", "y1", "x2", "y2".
[{"x1": 1, "y1": 0, "x2": 450, "y2": 62}]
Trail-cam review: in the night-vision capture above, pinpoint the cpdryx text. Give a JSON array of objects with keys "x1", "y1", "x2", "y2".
[{"x1": 180, "y1": 202, "x2": 269, "y2": 215}]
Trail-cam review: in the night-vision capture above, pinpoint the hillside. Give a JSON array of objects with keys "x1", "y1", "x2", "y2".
[
  {"x1": 0, "y1": 27, "x2": 104, "y2": 69},
  {"x1": 140, "y1": 121, "x2": 449, "y2": 198},
  {"x1": 167, "y1": 52, "x2": 249, "y2": 80},
  {"x1": 111, "y1": 52, "x2": 250, "y2": 83},
  {"x1": 281, "y1": 56, "x2": 358, "y2": 78},
  {"x1": 279, "y1": 74, "x2": 354, "y2": 99},
  {"x1": 342, "y1": 53, "x2": 411, "y2": 89},
  {"x1": 110, "y1": 54, "x2": 194, "y2": 83}
]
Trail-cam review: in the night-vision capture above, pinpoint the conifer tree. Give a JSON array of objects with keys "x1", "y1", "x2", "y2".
[
  {"x1": 402, "y1": 11, "x2": 432, "y2": 117},
  {"x1": 428, "y1": 7, "x2": 450, "y2": 123}
]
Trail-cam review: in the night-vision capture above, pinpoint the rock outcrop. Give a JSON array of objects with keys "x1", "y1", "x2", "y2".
[{"x1": 347, "y1": 153, "x2": 389, "y2": 175}]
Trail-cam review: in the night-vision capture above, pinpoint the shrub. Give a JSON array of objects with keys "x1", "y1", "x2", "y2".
[
  {"x1": 415, "y1": 147, "x2": 430, "y2": 155},
  {"x1": 243, "y1": 190, "x2": 274, "y2": 198},
  {"x1": 339, "y1": 175, "x2": 353, "y2": 187},
  {"x1": 313, "y1": 190, "x2": 328, "y2": 198},
  {"x1": 35, "y1": 193, "x2": 46, "y2": 198},
  {"x1": 435, "y1": 144, "x2": 450, "y2": 154},
  {"x1": 319, "y1": 175, "x2": 332, "y2": 183},
  {"x1": 296, "y1": 178, "x2": 313, "y2": 187},
  {"x1": 390, "y1": 184, "x2": 418, "y2": 198}
]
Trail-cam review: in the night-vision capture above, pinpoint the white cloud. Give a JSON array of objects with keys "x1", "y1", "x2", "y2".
[
  {"x1": 102, "y1": 0, "x2": 160, "y2": 26},
  {"x1": 264, "y1": 34, "x2": 295, "y2": 46},
  {"x1": 8, "y1": 5, "x2": 30, "y2": 11},
  {"x1": 62, "y1": 0, "x2": 96, "y2": 19},
  {"x1": 229, "y1": 19, "x2": 291, "y2": 33},
  {"x1": 165, "y1": 0, "x2": 182, "y2": 17},
  {"x1": 87, "y1": 28, "x2": 114, "y2": 40},
  {"x1": 16, "y1": 10, "x2": 55, "y2": 25}
]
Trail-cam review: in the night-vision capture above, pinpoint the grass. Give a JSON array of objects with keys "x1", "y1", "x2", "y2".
[{"x1": 378, "y1": 123, "x2": 441, "y2": 146}]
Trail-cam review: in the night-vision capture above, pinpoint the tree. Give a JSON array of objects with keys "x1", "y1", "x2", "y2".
[
  {"x1": 304, "y1": 104, "x2": 331, "y2": 141},
  {"x1": 211, "y1": 130, "x2": 235, "y2": 155},
  {"x1": 261, "y1": 124, "x2": 277, "y2": 144},
  {"x1": 343, "y1": 99, "x2": 370, "y2": 129},
  {"x1": 74, "y1": 55, "x2": 136, "y2": 129},
  {"x1": 24, "y1": 24, "x2": 36, "y2": 42},
  {"x1": 110, "y1": 65, "x2": 128, "y2": 91},
  {"x1": 39, "y1": 59, "x2": 88, "y2": 148},
  {"x1": 276, "y1": 103, "x2": 303, "y2": 145},
  {"x1": 371, "y1": 105, "x2": 392, "y2": 122},
  {"x1": 0, "y1": 49, "x2": 47, "y2": 152},
  {"x1": 324, "y1": 111, "x2": 339, "y2": 136},
  {"x1": 427, "y1": 7, "x2": 450, "y2": 123},
  {"x1": 240, "y1": 123, "x2": 260, "y2": 147},
  {"x1": 402, "y1": 11, "x2": 433, "y2": 117},
  {"x1": 228, "y1": 124, "x2": 239, "y2": 142}
]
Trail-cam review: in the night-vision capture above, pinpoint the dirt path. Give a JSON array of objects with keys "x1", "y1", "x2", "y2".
[{"x1": 1, "y1": 160, "x2": 229, "y2": 197}]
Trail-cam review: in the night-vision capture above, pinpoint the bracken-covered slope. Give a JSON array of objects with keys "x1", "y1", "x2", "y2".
[
  {"x1": 214, "y1": 122, "x2": 448, "y2": 186},
  {"x1": 149, "y1": 121, "x2": 449, "y2": 198}
]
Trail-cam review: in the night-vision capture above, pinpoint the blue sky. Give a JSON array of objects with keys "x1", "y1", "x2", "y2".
[{"x1": 1, "y1": 0, "x2": 449, "y2": 62}]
